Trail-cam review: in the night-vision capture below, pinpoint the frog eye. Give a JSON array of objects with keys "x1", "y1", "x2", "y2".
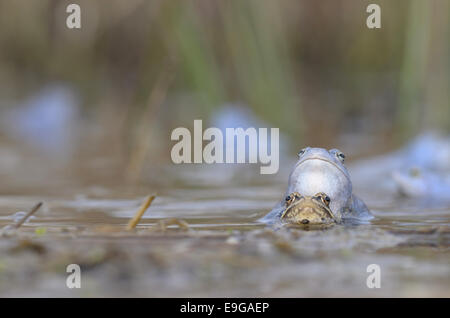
[
  {"x1": 285, "y1": 192, "x2": 301, "y2": 205},
  {"x1": 323, "y1": 195, "x2": 331, "y2": 206},
  {"x1": 315, "y1": 193, "x2": 331, "y2": 207},
  {"x1": 298, "y1": 148, "x2": 306, "y2": 157},
  {"x1": 285, "y1": 195, "x2": 294, "y2": 206},
  {"x1": 329, "y1": 148, "x2": 345, "y2": 163},
  {"x1": 336, "y1": 152, "x2": 345, "y2": 163},
  {"x1": 409, "y1": 167, "x2": 421, "y2": 177}
]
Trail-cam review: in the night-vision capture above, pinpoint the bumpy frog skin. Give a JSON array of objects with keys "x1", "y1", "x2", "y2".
[
  {"x1": 281, "y1": 192, "x2": 336, "y2": 225},
  {"x1": 262, "y1": 147, "x2": 371, "y2": 225}
]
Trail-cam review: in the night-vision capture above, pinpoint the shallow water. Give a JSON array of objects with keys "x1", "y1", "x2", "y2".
[{"x1": 0, "y1": 161, "x2": 449, "y2": 297}]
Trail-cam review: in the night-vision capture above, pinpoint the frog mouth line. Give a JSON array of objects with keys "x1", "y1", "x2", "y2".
[
  {"x1": 281, "y1": 206, "x2": 336, "y2": 223},
  {"x1": 281, "y1": 200, "x2": 337, "y2": 222},
  {"x1": 295, "y1": 157, "x2": 351, "y2": 183}
]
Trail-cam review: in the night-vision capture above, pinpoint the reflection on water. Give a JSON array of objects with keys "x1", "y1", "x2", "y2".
[{"x1": 0, "y1": 157, "x2": 448, "y2": 297}]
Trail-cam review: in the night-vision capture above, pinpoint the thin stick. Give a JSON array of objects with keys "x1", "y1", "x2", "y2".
[
  {"x1": 126, "y1": 195, "x2": 155, "y2": 231},
  {"x1": 14, "y1": 202, "x2": 43, "y2": 229},
  {"x1": 125, "y1": 65, "x2": 174, "y2": 184}
]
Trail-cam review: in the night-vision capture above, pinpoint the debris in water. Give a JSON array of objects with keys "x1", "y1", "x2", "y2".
[
  {"x1": 9, "y1": 239, "x2": 47, "y2": 255},
  {"x1": 126, "y1": 195, "x2": 155, "y2": 230},
  {"x1": 35, "y1": 227, "x2": 47, "y2": 236},
  {"x1": 153, "y1": 218, "x2": 189, "y2": 232},
  {"x1": 0, "y1": 202, "x2": 43, "y2": 237}
]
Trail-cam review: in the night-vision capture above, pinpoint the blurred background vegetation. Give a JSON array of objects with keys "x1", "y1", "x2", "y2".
[{"x1": 0, "y1": 0, "x2": 448, "y2": 182}]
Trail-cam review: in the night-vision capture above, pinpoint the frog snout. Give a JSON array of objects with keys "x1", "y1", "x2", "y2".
[{"x1": 301, "y1": 219, "x2": 310, "y2": 224}]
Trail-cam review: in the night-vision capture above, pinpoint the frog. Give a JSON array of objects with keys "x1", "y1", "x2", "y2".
[
  {"x1": 261, "y1": 147, "x2": 371, "y2": 225},
  {"x1": 392, "y1": 167, "x2": 450, "y2": 201},
  {"x1": 280, "y1": 192, "x2": 337, "y2": 226}
]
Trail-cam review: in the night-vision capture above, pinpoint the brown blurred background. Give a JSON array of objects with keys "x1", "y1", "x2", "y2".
[{"x1": 0, "y1": 0, "x2": 448, "y2": 185}]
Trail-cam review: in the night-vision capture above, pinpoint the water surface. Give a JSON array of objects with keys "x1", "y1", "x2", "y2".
[{"x1": 0, "y1": 162, "x2": 448, "y2": 297}]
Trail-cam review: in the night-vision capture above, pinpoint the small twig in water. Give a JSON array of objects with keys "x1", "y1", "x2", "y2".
[
  {"x1": 156, "y1": 218, "x2": 189, "y2": 232},
  {"x1": 0, "y1": 202, "x2": 43, "y2": 237},
  {"x1": 126, "y1": 195, "x2": 156, "y2": 231},
  {"x1": 14, "y1": 202, "x2": 43, "y2": 229}
]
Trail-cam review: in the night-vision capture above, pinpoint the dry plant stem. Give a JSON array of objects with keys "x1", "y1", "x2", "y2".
[
  {"x1": 14, "y1": 202, "x2": 43, "y2": 229},
  {"x1": 125, "y1": 65, "x2": 174, "y2": 183},
  {"x1": 126, "y1": 195, "x2": 156, "y2": 230},
  {"x1": 157, "y1": 218, "x2": 189, "y2": 232}
]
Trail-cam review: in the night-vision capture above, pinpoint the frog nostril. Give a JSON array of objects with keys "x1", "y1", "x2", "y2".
[{"x1": 301, "y1": 219, "x2": 309, "y2": 224}]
